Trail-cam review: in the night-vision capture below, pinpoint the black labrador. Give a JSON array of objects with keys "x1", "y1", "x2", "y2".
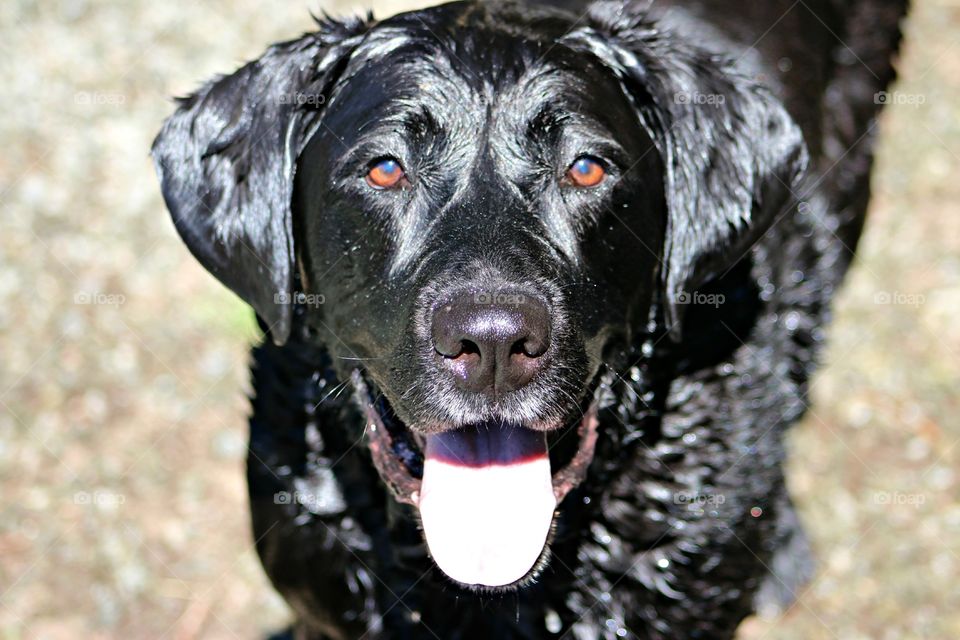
[{"x1": 152, "y1": 1, "x2": 908, "y2": 637}]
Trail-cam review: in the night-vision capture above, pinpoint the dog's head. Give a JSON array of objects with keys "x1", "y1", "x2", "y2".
[{"x1": 153, "y1": 0, "x2": 806, "y2": 590}]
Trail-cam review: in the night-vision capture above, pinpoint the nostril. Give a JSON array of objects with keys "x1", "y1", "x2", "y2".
[
  {"x1": 510, "y1": 336, "x2": 548, "y2": 358},
  {"x1": 459, "y1": 339, "x2": 481, "y2": 357},
  {"x1": 435, "y1": 339, "x2": 480, "y2": 360},
  {"x1": 509, "y1": 337, "x2": 547, "y2": 359}
]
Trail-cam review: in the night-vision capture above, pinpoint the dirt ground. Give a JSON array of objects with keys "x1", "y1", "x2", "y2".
[{"x1": 0, "y1": 0, "x2": 957, "y2": 638}]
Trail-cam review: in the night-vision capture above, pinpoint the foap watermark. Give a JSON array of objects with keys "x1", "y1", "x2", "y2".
[
  {"x1": 274, "y1": 490, "x2": 327, "y2": 510},
  {"x1": 274, "y1": 292, "x2": 326, "y2": 308},
  {"x1": 474, "y1": 290, "x2": 527, "y2": 306},
  {"x1": 674, "y1": 290, "x2": 725, "y2": 308},
  {"x1": 673, "y1": 491, "x2": 727, "y2": 507},
  {"x1": 873, "y1": 491, "x2": 926, "y2": 508},
  {"x1": 74, "y1": 490, "x2": 126, "y2": 507},
  {"x1": 674, "y1": 91, "x2": 726, "y2": 106},
  {"x1": 74, "y1": 291, "x2": 126, "y2": 307},
  {"x1": 874, "y1": 91, "x2": 926, "y2": 107},
  {"x1": 277, "y1": 92, "x2": 325, "y2": 107},
  {"x1": 874, "y1": 291, "x2": 925, "y2": 307},
  {"x1": 75, "y1": 91, "x2": 126, "y2": 106}
]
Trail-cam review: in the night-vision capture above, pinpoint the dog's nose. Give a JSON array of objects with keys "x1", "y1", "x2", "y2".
[{"x1": 432, "y1": 290, "x2": 551, "y2": 395}]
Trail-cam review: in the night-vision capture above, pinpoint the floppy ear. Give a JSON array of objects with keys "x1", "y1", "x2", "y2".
[
  {"x1": 568, "y1": 2, "x2": 808, "y2": 339},
  {"x1": 151, "y1": 17, "x2": 369, "y2": 345}
]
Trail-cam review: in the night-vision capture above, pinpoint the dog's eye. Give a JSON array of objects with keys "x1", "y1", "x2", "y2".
[
  {"x1": 366, "y1": 158, "x2": 407, "y2": 190},
  {"x1": 564, "y1": 156, "x2": 606, "y2": 188}
]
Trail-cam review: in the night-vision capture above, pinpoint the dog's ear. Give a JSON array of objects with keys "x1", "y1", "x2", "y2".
[
  {"x1": 151, "y1": 17, "x2": 369, "y2": 345},
  {"x1": 567, "y1": 2, "x2": 808, "y2": 339}
]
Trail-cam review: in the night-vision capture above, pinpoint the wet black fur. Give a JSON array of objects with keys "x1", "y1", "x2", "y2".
[{"x1": 152, "y1": 1, "x2": 908, "y2": 638}]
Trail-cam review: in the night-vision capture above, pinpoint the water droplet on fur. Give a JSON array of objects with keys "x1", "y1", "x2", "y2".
[
  {"x1": 784, "y1": 312, "x2": 801, "y2": 331},
  {"x1": 682, "y1": 432, "x2": 697, "y2": 445},
  {"x1": 750, "y1": 506, "x2": 763, "y2": 518},
  {"x1": 545, "y1": 609, "x2": 562, "y2": 633},
  {"x1": 657, "y1": 557, "x2": 670, "y2": 569}
]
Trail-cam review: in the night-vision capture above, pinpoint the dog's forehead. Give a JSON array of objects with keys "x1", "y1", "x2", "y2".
[{"x1": 327, "y1": 24, "x2": 618, "y2": 136}]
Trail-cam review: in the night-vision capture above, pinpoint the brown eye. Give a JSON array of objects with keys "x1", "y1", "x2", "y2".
[
  {"x1": 366, "y1": 158, "x2": 406, "y2": 189},
  {"x1": 565, "y1": 156, "x2": 606, "y2": 188}
]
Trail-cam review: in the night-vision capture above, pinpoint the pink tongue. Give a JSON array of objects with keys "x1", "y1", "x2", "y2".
[{"x1": 419, "y1": 425, "x2": 555, "y2": 587}]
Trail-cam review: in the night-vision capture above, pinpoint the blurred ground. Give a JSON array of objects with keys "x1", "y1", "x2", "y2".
[{"x1": 0, "y1": 0, "x2": 957, "y2": 638}]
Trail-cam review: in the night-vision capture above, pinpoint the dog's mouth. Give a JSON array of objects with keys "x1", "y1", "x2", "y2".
[{"x1": 351, "y1": 370, "x2": 601, "y2": 590}]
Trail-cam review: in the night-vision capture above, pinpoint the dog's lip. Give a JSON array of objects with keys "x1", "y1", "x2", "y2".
[{"x1": 350, "y1": 370, "x2": 601, "y2": 508}]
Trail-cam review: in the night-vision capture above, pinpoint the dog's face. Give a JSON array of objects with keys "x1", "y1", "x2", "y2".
[
  {"x1": 296, "y1": 17, "x2": 664, "y2": 429},
  {"x1": 153, "y1": 1, "x2": 805, "y2": 590}
]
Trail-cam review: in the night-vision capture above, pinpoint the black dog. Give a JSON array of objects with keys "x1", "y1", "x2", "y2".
[{"x1": 152, "y1": 1, "x2": 907, "y2": 637}]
